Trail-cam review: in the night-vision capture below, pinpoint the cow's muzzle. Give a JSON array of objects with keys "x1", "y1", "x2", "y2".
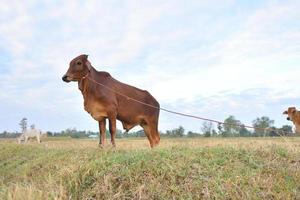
[
  {"x1": 287, "y1": 117, "x2": 290, "y2": 121},
  {"x1": 62, "y1": 75, "x2": 71, "y2": 82}
]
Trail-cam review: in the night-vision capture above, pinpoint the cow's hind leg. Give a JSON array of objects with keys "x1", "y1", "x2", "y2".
[
  {"x1": 141, "y1": 119, "x2": 160, "y2": 148},
  {"x1": 98, "y1": 119, "x2": 106, "y2": 148}
]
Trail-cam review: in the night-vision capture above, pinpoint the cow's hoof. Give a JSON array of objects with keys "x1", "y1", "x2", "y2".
[
  {"x1": 98, "y1": 144, "x2": 105, "y2": 149},
  {"x1": 149, "y1": 138, "x2": 160, "y2": 148}
]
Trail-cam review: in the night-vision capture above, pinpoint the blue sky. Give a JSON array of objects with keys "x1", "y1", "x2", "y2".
[{"x1": 0, "y1": 0, "x2": 299, "y2": 133}]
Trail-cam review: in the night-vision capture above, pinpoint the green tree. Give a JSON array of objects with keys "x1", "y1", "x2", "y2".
[
  {"x1": 211, "y1": 130, "x2": 218, "y2": 137},
  {"x1": 223, "y1": 116, "x2": 241, "y2": 137},
  {"x1": 46, "y1": 131, "x2": 53, "y2": 137},
  {"x1": 201, "y1": 121, "x2": 213, "y2": 137},
  {"x1": 239, "y1": 125, "x2": 251, "y2": 137},
  {"x1": 135, "y1": 130, "x2": 145, "y2": 137},
  {"x1": 115, "y1": 129, "x2": 123, "y2": 138},
  {"x1": 19, "y1": 118, "x2": 27, "y2": 133},
  {"x1": 165, "y1": 126, "x2": 185, "y2": 137},
  {"x1": 217, "y1": 123, "x2": 224, "y2": 135},
  {"x1": 280, "y1": 125, "x2": 293, "y2": 136},
  {"x1": 269, "y1": 126, "x2": 279, "y2": 137},
  {"x1": 174, "y1": 126, "x2": 185, "y2": 137},
  {"x1": 252, "y1": 116, "x2": 274, "y2": 137},
  {"x1": 187, "y1": 131, "x2": 198, "y2": 137}
]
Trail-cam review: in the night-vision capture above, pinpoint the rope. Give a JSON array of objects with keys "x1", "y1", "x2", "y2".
[{"x1": 84, "y1": 75, "x2": 292, "y2": 138}]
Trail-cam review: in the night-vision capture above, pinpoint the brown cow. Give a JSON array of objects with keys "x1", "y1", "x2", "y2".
[
  {"x1": 62, "y1": 54, "x2": 160, "y2": 148},
  {"x1": 283, "y1": 107, "x2": 300, "y2": 134}
]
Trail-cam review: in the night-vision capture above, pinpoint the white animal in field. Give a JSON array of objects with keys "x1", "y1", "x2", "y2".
[{"x1": 18, "y1": 129, "x2": 43, "y2": 144}]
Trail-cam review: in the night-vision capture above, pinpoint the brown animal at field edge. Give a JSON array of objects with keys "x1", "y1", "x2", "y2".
[
  {"x1": 62, "y1": 54, "x2": 160, "y2": 148},
  {"x1": 283, "y1": 107, "x2": 300, "y2": 135}
]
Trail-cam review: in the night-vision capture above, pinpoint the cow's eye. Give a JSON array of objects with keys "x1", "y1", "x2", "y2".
[{"x1": 77, "y1": 61, "x2": 82, "y2": 65}]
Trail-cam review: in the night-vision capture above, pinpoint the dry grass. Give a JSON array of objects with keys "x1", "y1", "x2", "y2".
[
  {"x1": 0, "y1": 137, "x2": 300, "y2": 199},
  {"x1": 20, "y1": 136, "x2": 300, "y2": 151}
]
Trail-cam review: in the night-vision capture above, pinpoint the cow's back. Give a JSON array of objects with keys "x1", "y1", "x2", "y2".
[
  {"x1": 24, "y1": 129, "x2": 40, "y2": 137},
  {"x1": 100, "y1": 74, "x2": 159, "y2": 124}
]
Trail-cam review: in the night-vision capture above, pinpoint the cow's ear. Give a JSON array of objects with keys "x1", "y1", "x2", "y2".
[
  {"x1": 86, "y1": 60, "x2": 92, "y2": 70},
  {"x1": 82, "y1": 54, "x2": 89, "y2": 60},
  {"x1": 283, "y1": 111, "x2": 288, "y2": 115}
]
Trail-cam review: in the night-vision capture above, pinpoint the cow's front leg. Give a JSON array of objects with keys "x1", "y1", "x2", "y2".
[
  {"x1": 37, "y1": 135, "x2": 41, "y2": 143},
  {"x1": 98, "y1": 119, "x2": 106, "y2": 148},
  {"x1": 108, "y1": 115, "x2": 117, "y2": 148}
]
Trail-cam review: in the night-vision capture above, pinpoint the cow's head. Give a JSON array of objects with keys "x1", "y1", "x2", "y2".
[
  {"x1": 62, "y1": 54, "x2": 92, "y2": 82},
  {"x1": 283, "y1": 107, "x2": 297, "y2": 121}
]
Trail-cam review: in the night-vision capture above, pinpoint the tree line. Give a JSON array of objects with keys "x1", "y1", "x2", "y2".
[
  {"x1": 0, "y1": 116, "x2": 296, "y2": 139},
  {"x1": 184, "y1": 115, "x2": 293, "y2": 138}
]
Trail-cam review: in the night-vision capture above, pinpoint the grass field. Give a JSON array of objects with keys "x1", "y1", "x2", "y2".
[{"x1": 0, "y1": 137, "x2": 300, "y2": 199}]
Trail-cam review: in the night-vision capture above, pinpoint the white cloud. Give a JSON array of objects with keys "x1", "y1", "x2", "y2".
[
  {"x1": 0, "y1": 1, "x2": 35, "y2": 56},
  {"x1": 120, "y1": 1, "x2": 300, "y2": 101}
]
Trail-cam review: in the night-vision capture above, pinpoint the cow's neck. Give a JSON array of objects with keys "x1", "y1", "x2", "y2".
[
  {"x1": 293, "y1": 122, "x2": 300, "y2": 134},
  {"x1": 293, "y1": 112, "x2": 300, "y2": 135},
  {"x1": 78, "y1": 77, "x2": 88, "y2": 95},
  {"x1": 294, "y1": 120, "x2": 300, "y2": 135},
  {"x1": 78, "y1": 67, "x2": 96, "y2": 96},
  {"x1": 78, "y1": 68, "x2": 101, "y2": 113}
]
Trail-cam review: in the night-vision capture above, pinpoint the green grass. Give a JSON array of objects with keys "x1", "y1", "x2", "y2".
[{"x1": 0, "y1": 138, "x2": 300, "y2": 199}]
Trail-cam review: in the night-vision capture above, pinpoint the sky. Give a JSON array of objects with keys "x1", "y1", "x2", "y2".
[{"x1": 0, "y1": 0, "x2": 299, "y2": 133}]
